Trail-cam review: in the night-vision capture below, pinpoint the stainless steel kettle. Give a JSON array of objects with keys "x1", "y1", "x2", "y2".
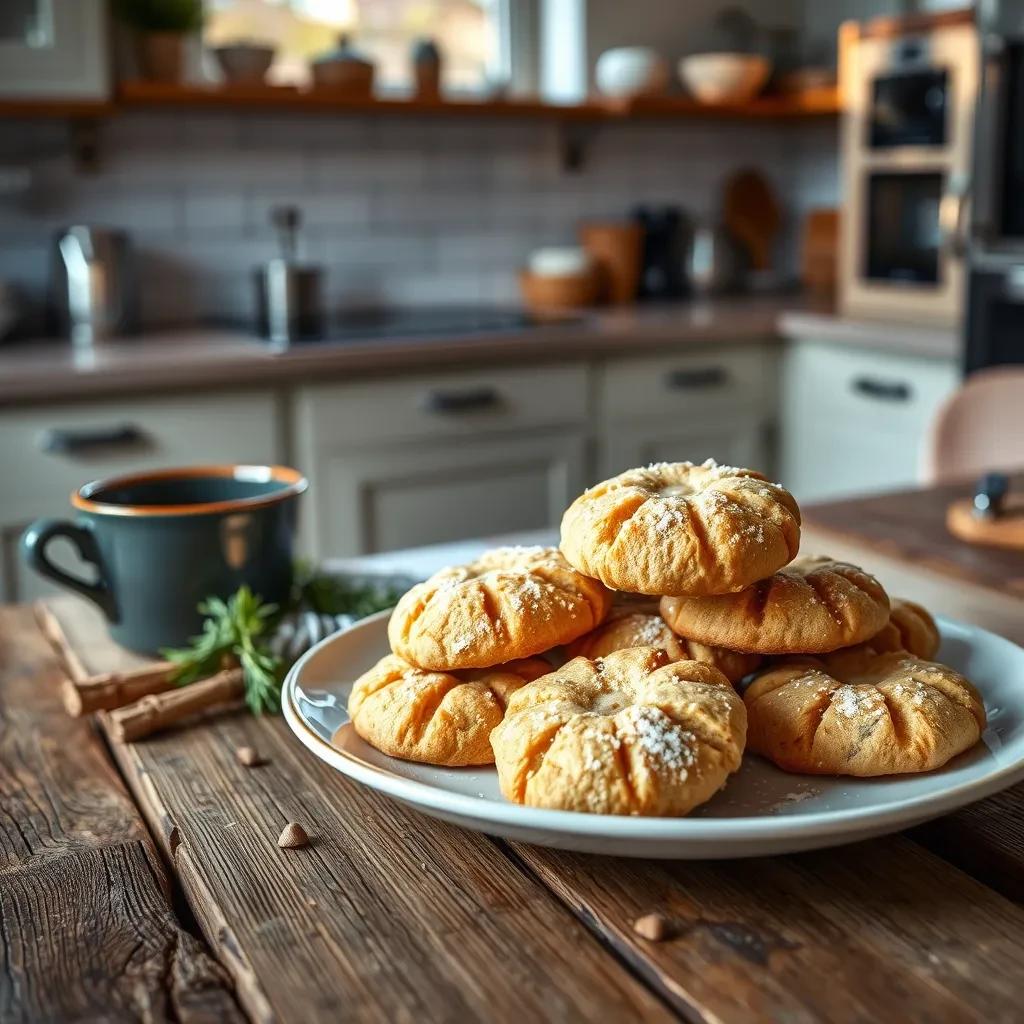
[{"x1": 53, "y1": 226, "x2": 136, "y2": 347}]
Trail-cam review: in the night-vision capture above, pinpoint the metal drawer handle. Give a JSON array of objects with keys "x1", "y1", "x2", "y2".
[
  {"x1": 851, "y1": 377, "x2": 912, "y2": 402},
  {"x1": 38, "y1": 424, "x2": 146, "y2": 455},
  {"x1": 421, "y1": 387, "x2": 501, "y2": 414},
  {"x1": 664, "y1": 367, "x2": 729, "y2": 390}
]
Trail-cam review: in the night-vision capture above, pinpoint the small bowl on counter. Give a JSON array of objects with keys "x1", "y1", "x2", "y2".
[
  {"x1": 519, "y1": 247, "x2": 599, "y2": 314},
  {"x1": 678, "y1": 52, "x2": 771, "y2": 105}
]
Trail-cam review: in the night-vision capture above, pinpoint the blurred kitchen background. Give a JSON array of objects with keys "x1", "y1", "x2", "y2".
[{"x1": 1, "y1": 0, "x2": 1020, "y2": 602}]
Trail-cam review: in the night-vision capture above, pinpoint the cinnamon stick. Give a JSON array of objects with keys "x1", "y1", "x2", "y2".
[
  {"x1": 103, "y1": 668, "x2": 245, "y2": 743},
  {"x1": 61, "y1": 662, "x2": 178, "y2": 716}
]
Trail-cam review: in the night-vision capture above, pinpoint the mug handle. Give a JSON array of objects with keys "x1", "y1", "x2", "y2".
[{"x1": 21, "y1": 519, "x2": 117, "y2": 620}]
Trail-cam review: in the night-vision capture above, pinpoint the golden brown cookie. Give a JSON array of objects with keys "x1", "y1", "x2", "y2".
[
  {"x1": 388, "y1": 545, "x2": 611, "y2": 671},
  {"x1": 490, "y1": 646, "x2": 746, "y2": 816},
  {"x1": 819, "y1": 598, "x2": 940, "y2": 678},
  {"x1": 660, "y1": 555, "x2": 890, "y2": 655},
  {"x1": 559, "y1": 460, "x2": 801, "y2": 596},
  {"x1": 566, "y1": 608, "x2": 762, "y2": 684},
  {"x1": 744, "y1": 652, "x2": 985, "y2": 776},
  {"x1": 348, "y1": 654, "x2": 550, "y2": 766}
]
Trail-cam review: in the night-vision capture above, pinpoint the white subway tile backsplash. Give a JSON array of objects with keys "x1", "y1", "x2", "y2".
[
  {"x1": 182, "y1": 190, "x2": 247, "y2": 234},
  {"x1": 0, "y1": 111, "x2": 823, "y2": 327}
]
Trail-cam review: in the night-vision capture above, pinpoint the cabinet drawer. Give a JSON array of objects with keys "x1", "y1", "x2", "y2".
[
  {"x1": 783, "y1": 344, "x2": 958, "y2": 430},
  {"x1": 294, "y1": 364, "x2": 589, "y2": 448},
  {"x1": 0, "y1": 391, "x2": 282, "y2": 524},
  {"x1": 598, "y1": 346, "x2": 775, "y2": 422}
]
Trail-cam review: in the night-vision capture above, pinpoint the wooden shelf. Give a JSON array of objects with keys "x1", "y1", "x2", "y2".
[
  {"x1": 0, "y1": 81, "x2": 839, "y2": 123},
  {"x1": 0, "y1": 97, "x2": 114, "y2": 119}
]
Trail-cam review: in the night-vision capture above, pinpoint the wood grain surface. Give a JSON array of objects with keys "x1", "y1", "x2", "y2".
[
  {"x1": 103, "y1": 711, "x2": 671, "y2": 1024},
  {"x1": 0, "y1": 606, "x2": 240, "y2": 1023},
  {"x1": 802, "y1": 477, "x2": 1024, "y2": 598},
  {"x1": 513, "y1": 838, "x2": 1024, "y2": 1023},
  {"x1": 21, "y1": 576, "x2": 1024, "y2": 1024}
]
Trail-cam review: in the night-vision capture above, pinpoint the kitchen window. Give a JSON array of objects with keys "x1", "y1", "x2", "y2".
[{"x1": 205, "y1": 0, "x2": 515, "y2": 93}]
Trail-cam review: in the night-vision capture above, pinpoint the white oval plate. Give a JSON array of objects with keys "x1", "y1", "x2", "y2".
[{"x1": 283, "y1": 610, "x2": 1024, "y2": 858}]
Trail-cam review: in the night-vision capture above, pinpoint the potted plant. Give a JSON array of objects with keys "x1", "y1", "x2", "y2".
[{"x1": 114, "y1": 0, "x2": 204, "y2": 84}]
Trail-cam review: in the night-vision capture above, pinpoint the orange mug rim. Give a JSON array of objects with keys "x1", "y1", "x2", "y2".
[{"x1": 71, "y1": 464, "x2": 309, "y2": 518}]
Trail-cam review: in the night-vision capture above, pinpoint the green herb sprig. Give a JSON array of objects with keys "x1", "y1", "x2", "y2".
[{"x1": 162, "y1": 586, "x2": 284, "y2": 715}]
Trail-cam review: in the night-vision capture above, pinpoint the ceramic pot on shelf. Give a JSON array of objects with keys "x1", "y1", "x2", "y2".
[
  {"x1": 137, "y1": 31, "x2": 187, "y2": 84},
  {"x1": 311, "y1": 34, "x2": 376, "y2": 97}
]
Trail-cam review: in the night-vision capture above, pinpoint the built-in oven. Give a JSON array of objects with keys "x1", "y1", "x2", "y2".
[
  {"x1": 839, "y1": 10, "x2": 977, "y2": 326},
  {"x1": 965, "y1": 0, "x2": 1024, "y2": 372}
]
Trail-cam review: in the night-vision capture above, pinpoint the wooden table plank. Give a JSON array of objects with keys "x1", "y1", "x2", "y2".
[
  {"x1": 802, "y1": 477, "x2": 1024, "y2": 599},
  {"x1": 102, "y1": 710, "x2": 674, "y2": 1024},
  {"x1": 0, "y1": 606, "x2": 241, "y2": 1023},
  {"x1": 511, "y1": 838, "x2": 1024, "y2": 1024}
]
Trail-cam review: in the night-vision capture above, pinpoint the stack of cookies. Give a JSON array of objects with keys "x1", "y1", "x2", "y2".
[{"x1": 349, "y1": 459, "x2": 987, "y2": 818}]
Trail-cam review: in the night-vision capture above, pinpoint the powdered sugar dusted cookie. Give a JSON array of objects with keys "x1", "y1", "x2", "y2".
[
  {"x1": 559, "y1": 460, "x2": 801, "y2": 596},
  {"x1": 388, "y1": 545, "x2": 611, "y2": 671},
  {"x1": 491, "y1": 646, "x2": 746, "y2": 816},
  {"x1": 348, "y1": 654, "x2": 550, "y2": 766},
  {"x1": 660, "y1": 555, "x2": 890, "y2": 655},
  {"x1": 566, "y1": 605, "x2": 762, "y2": 684},
  {"x1": 744, "y1": 652, "x2": 985, "y2": 776}
]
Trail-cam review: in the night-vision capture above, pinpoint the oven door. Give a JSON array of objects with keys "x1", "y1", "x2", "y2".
[
  {"x1": 864, "y1": 170, "x2": 944, "y2": 283},
  {"x1": 965, "y1": 265, "x2": 1024, "y2": 373},
  {"x1": 870, "y1": 67, "x2": 949, "y2": 148}
]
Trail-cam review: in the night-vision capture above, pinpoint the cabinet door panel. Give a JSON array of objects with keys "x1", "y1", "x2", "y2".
[
  {"x1": 316, "y1": 432, "x2": 587, "y2": 557},
  {"x1": 598, "y1": 420, "x2": 771, "y2": 483},
  {"x1": 780, "y1": 343, "x2": 959, "y2": 501}
]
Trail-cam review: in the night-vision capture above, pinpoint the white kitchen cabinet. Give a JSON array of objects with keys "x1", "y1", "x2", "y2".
[
  {"x1": 293, "y1": 364, "x2": 591, "y2": 557},
  {"x1": 596, "y1": 345, "x2": 777, "y2": 480},
  {"x1": 779, "y1": 342, "x2": 959, "y2": 503},
  {"x1": 314, "y1": 431, "x2": 588, "y2": 555},
  {"x1": 0, "y1": 391, "x2": 283, "y2": 602}
]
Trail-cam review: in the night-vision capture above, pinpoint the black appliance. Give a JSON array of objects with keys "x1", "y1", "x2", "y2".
[
  {"x1": 633, "y1": 205, "x2": 688, "y2": 300},
  {"x1": 865, "y1": 171, "x2": 944, "y2": 283},
  {"x1": 869, "y1": 59, "x2": 949, "y2": 149},
  {"x1": 972, "y1": 1, "x2": 1024, "y2": 251},
  {"x1": 965, "y1": 0, "x2": 1024, "y2": 371},
  {"x1": 966, "y1": 263, "x2": 1024, "y2": 372}
]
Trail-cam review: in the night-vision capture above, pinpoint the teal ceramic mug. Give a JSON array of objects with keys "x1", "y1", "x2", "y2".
[{"x1": 21, "y1": 464, "x2": 308, "y2": 653}]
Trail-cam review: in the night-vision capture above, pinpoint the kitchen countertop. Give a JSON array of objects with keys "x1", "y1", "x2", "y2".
[
  {"x1": 0, "y1": 296, "x2": 962, "y2": 406},
  {"x1": 778, "y1": 310, "x2": 961, "y2": 361}
]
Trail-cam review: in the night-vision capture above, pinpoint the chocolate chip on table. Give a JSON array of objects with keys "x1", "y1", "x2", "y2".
[
  {"x1": 235, "y1": 745, "x2": 262, "y2": 767},
  {"x1": 633, "y1": 912, "x2": 671, "y2": 942},
  {"x1": 278, "y1": 822, "x2": 309, "y2": 849}
]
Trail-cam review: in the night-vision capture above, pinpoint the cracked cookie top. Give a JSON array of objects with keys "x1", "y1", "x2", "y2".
[
  {"x1": 347, "y1": 654, "x2": 551, "y2": 766},
  {"x1": 744, "y1": 651, "x2": 985, "y2": 776},
  {"x1": 490, "y1": 646, "x2": 746, "y2": 816},
  {"x1": 660, "y1": 555, "x2": 890, "y2": 655},
  {"x1": 559, "y1": 460, "x2": 801, "y2": 596},
  {"x1": 387, "y1": 545, "x2": 611, "y2": 671},
  {"x1": 565, "y1": 605, "x2": 762, "y2": 685}
]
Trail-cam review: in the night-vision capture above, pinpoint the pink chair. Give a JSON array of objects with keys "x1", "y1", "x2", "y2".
[{"x1": 922, "y1": 366, "x2": 1024, "y2": 484}]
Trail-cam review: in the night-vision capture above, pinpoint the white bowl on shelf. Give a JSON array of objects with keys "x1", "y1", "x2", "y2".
[
  {"x1": 678, "y1": 52, "x2": 771, "y2": 105},
  {"x1": 595, "y1": 47, "x2": 669, "y2": 99}
]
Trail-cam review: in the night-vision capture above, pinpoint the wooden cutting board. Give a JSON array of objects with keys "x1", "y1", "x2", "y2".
[{"x1": 723, "y1": 168, "x2": 782, "y2": 272}]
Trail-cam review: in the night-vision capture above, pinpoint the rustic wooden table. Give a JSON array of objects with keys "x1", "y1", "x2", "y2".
[{"x1": 4, "y1": 480, "x2": 1024, "y2": 1023}]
